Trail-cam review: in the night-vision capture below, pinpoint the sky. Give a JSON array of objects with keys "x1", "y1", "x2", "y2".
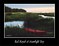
[{"x1": 4, "y1": 4, "x2": 55, "y2": 13}]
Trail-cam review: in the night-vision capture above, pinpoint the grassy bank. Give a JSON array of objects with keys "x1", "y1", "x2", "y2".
[{"x1": 5, "y1": 12, "x2": 54, "y2": 22}]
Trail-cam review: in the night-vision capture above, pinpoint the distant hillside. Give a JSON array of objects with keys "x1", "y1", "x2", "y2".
[{"x1": 4, "y1": 5, "x2": 26, "y2": 12}]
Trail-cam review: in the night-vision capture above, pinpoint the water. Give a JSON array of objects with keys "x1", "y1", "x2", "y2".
[
  {"x1": 38, "y1": 15, "x2": 55, "y2": 19},
  {"x1": 4, "y1": 21, "x2": 24, "y2": 28}
]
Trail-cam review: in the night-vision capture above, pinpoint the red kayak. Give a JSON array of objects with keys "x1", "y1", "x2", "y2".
[
  {"x1": 24, "y1": 28, "x2": 47, "y2": 35},
  {"x1": 24, "y1": 28, "x2": 47, "y2": 33}
]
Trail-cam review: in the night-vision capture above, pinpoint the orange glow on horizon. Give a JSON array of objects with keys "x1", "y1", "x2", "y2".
[{"x1": 23, "y1": 7, "x2": 55, "y2": 13}]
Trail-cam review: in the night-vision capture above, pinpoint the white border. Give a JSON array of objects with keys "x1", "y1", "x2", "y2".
[{"x1": 4, "y1": 4, "x2": 55, "y2": 38}]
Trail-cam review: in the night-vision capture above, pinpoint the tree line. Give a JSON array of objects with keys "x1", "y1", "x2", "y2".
[{"x1": 5, "y1": 5, "x2": 26, "y2": 12}]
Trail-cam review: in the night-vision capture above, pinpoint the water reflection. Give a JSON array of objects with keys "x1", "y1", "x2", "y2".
[{"x1": 4, "y1": 21, "x2": 24, "y2": 28}]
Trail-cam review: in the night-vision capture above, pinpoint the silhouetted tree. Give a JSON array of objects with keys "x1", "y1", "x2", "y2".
[
  {"x1": 4, "y1": 5, "x2": 26, "y2": 12},
  {"x1": 4, "y1": 6, "x2": 12, "y2": 12},
  {"x1": 12, "y1": 9, "x2": 26, "y2": 12},
  {"x1": 18, "y1": 9, "x2": 26, "y2": 12}
]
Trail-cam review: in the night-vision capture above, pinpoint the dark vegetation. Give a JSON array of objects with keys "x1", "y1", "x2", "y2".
[
  {"x1": 5, "y1": 6, "x2": 26, "y2": 12},
  {"x1": 5, "y1": 12, "x2": 54, "y2": 22},
  {"x1": 5, "y1": 26, "x2": 54, "y2": 37}
]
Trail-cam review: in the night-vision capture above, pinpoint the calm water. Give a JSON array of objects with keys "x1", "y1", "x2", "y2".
[{"x1": 4, "y1": 21, "x2": 24, "y2": 28}]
